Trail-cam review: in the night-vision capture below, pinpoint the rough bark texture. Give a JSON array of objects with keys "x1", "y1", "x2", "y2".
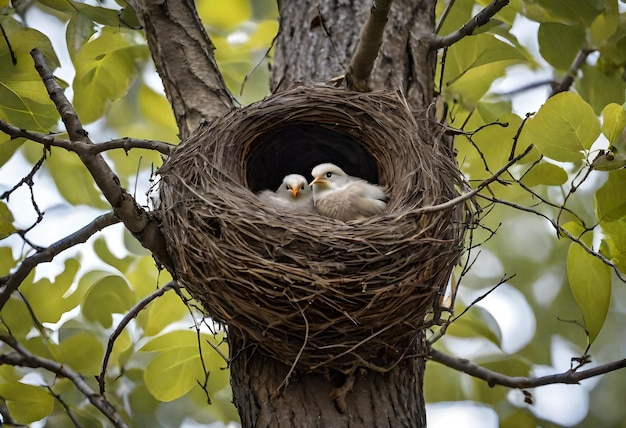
[
  {"x1": 129, "y1": 0, "x2": 234, "y2": 139},
  {"x1": 230, "y1": 331, "x2": 426, "y2": 427},
  {"x1": 272, "y1": 0, "x2": 437, "y2": 110}
]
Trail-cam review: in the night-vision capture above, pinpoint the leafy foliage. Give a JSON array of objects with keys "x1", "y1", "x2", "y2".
[{"x1": 0, "y1": 0, "x2": 625, "y2": 427}]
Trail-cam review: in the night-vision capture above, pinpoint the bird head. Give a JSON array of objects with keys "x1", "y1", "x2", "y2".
[
  {"x1": 309, "y1": 163, "x2": 348, "y2": 191},
  {"x1": 281, "y1": 174, "x2": 310, "y2": 199}
]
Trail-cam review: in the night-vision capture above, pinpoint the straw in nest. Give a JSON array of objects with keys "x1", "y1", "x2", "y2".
[{"x1": 157, "y1": 85, "x2": 466, "y2": 374}]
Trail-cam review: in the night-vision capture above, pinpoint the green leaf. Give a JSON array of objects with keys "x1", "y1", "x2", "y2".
[
  {"x1": 443, "y1": 33, "x2": 526, "y2": 108},
  {"x1": 522, "y1": 162, "x2": 568, "y2": 186},
  {"x1": 595, "y1": 169, "x2": 626, "y2": 222},
  {"x1": 534, "y1": 0, "x2": 603, "y2": 26},
  {"x1": 66, "y1": 12, "x2": 96, "y2": 62},
  {"x1": 525, "y1": 92, "x2": 600, "y2": 161},
  {"x1": 73, "y1": 27, "x2": 149, "y2": 123},
  {"x1": 446, "y1": 306, "x2": 502, "y2": 347},
  {"x1": 0, "y1": 201, "x2": 16, "y2": 239},
  {"x1": 141, "y1": 330, "x2": 228, "y2": 402},
  {"x1": 139, "y1": 288, "x2": 186, "y2": 336},
  {"x1": 591, "y1": 151, "x2": 626, "y2": 171},
  {"x1": 59, "y1": 332, "x2": 104, "y2": 375},
  {"x1": 0, "y1": 382, "x2": 54, "y2": 424},
  {"x1": 538, "y1": 23, "x2": 585, "y2": 70},
  {"x1": 577, "y1": 63, "x2": 626, "y2": 115},
  {"x1": 19, "y1": 258, "x2": 80, "y2": 323},
  {"x1": 0, "y1": 136, "x2": 25, "y2": 167},
  {"x1": 44, "y1": 147, "x2": 108, "y2": 208},
  {"x1": 93, "y1": 237, "x2": 135, "y2": 273},
  {"x1": 601, "y1": 218, "x2": 626, "y2": 272},
  {"x1": 567, "y1": 242, "x2": 611, "y2": 343},
  {"x1": 0, "y1": 17, "x2": 60, "y2": 131},
  {"x1": 82, "y1": 274, "x2": 135, "y2": 327},
  {"x1": 601, "y1": 103, "x2": 626, "y2": 145}
]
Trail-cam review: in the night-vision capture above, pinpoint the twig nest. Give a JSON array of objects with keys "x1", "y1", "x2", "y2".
[{"x1": 158, "y1": 85, "x2": 465, "y2": 374}]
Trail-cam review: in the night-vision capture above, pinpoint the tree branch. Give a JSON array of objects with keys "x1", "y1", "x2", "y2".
[
  {"x1": 345, "y1": 0, "x2": 393, "y2": 91},
  {"x1": 430, "y1": 0, "x2": 510, "y2": 50},
  {"x1": 429, "y1": 347, "x2": 626, "y2": 389},
  {"x1": 30, "y1": 48, "x2": 171, "y2": 269},
  {"x1": 127, "y1": 0, "x2": 235, "y2": 138},
  {"x1": 0, "y1": 119, "x2": 174, "y2": 156},
  {"x1": 0, "y1": 335, "x2": 128, "y2": 428},
  {"x1": 98, "y1": 282, "x2": 176, "y2": 394},
  {"x1": 0, "y1": 212, "x2": 119, "y2": 310},
  {"x1": 550, "y1": 47, "x2": 594, "y2": 97}
]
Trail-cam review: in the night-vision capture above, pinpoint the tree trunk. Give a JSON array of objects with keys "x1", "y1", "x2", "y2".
[
  {"x1": 229, "y1": 331, "x2": 427, "y2": 427},
  {"x1": 228, "y1": 3, "x2": 437, "y2": 425}
]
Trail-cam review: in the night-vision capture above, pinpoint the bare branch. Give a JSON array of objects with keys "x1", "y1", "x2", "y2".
[
  {"x1": 413, "y1": 143, "x2": 534, "y2": 215},
  {"x1": 30, "y1": 48, "x2": 171, "y2": 269},
  {"x1": 0, "y1": 119, "x2": 174, "y2": 156},
  {"x1": 98, "y1": 282, "x2": 176, "y2": 394},
  {"x1": 345, "y1": 0, "x2": 393, "y2": 91},
  {"x1": 429, "y1": 347, "x2": 626, "y2": 389},
  {"x1": 550, "y1": 47, "x2": 595, "y2": 97},
  {"x1": 0, "y1": 212, "x2": 119, "y2": 309},
  {"x1": 127, "y1": 0, "x2": 235, "y2": 138},
  {"x1": 0, "y1": 335, "x2": 128, "y2": 428},
  {"x1": 430, "y1": 0, "x2": 510, "y2": 50}
]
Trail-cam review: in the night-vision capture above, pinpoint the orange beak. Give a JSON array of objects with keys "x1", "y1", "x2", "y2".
[{"x1": 290, "y1": 187, "x2": 299, "y2": 198}]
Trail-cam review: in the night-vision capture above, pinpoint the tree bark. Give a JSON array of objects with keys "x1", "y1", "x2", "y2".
[
  {"x1": 128, "y1": 0, "x2": 235, "y2": 139},
  {"x1": 272, "y1": 0, "x2": 437, "y2": 110},
  {"x1": 230, "y1": 332, "x2": 426, "y2": 427}
]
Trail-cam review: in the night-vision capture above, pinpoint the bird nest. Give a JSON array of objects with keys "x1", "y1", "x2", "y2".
[{"x1": 157, "y1": 85, "x2": 466, "y2": 374}]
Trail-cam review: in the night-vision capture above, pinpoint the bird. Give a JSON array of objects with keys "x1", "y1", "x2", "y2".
[
  {"x1": 257, "y1": 174, "x2": 315, "y2": 213},
  {"x1": 309, "y1": 163, "x2": 388, "y2": 221}
]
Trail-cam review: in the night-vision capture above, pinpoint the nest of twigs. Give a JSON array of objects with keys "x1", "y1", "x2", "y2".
[{"x1": 158, "y1": 85, "x2": 466, "y2": 374}]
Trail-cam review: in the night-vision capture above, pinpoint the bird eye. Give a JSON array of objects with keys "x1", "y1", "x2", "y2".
[
  {"x1": 285, "y1": 184, "x2": 290, "y2": 190},
  {"x1": 326, "y1": 172, "x2": 332, "y2": 178},
  {"x1": 301, "y1": 184, "x2": 305, "y2": 190}
]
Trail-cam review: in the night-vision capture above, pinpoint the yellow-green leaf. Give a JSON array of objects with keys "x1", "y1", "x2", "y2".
[
  {"x1": 601, "y1": 103, "x2": 626, "y2": 145},
  {"x1": 73, "y1": 27, "x2": 148, "y2": 123},
  {"x1": 0, "y1": 201, "x2": 16, "y2": 239},
  {"x1": 595, "y1": 169, "x2": 626, "y2": 222},
  {"x1": 0, "y1": 382, "x2": 54, "y2": 424},
  {"x1": 0, "y1": 136, "x2": 25, "y2": 167},
  {"x1": 140, "y1": 288, "x2": 185, "y2": 336},
  {"x1": 44, "y1": 148, "x2": 108, "y2": 208},
  {"x1": 446, "y1": 306, "x2": 502, "y2": 347},
  {"x1": 525, "y1": 92, "x2": 600, "y2": 162},
  {"x1": 59, "y1": 332, "x2": 104, "y2": 375},
  {"x1": 522, "y1": 162, "x2": 568, "y2": 187},
  {"x1": 0, "y1": 17, "x2": 59, "y2": 131},
  {"x1": 538, "y1": 23, "x2": 585, "y2": 70},
  {"x1": 567, "y1": 242, "x2": 611, "y2": 343},
  {"x1": 83, "y1": 274, "x2": 135, "y2": 327},
  {"x1": 601, "y1": 219, "x2": 626, "y2": 273},
  {"x1": 141, "y1": 330, "x2": 228, "y2": 402}
]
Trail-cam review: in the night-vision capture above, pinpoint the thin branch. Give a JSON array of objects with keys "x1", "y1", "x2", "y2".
[
  {"x1": 46, "y1": 385, "x2": 81, "y2": 428},
  {"x1": 413, "y1": 143, "x2": 534, "y2": 215},
  {"x1": 0, "y1": 212, "x2": 119, "y2": 309},
  {"x1": 0, "y1": 119, "x2": 174, "y2": 156},
  {"x1": 345, "y1": 0, "x2": 393, "y2": 91},
  {"x1": 430, "y1": 0, "x2": 510, "y2": 50},
  {"x1": 98, "y1": 282, "x2": 175, "y2": 394},
  {"x1": 478, "y1": 194, "x2": 626, "y2": 282},
  {"x1": 30, "y1": 48, "x2": 171, "y2": 268},
  {"x1": 429, "y1": 347, "x2": 626, "y2": 389},
  {"x1": 0, "y1": 335, "x2": 128, "y2": 428},
  {"x1": 550, "y1": 47, "x2": 595, "y2": 97},
  {"x1": 495, "y1": 79, "x2": 556, "y2": 97}
]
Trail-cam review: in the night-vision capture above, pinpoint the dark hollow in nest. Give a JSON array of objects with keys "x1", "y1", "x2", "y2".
[{"x1": 158, "y1": 85, "x2": 466, "y2": 374}]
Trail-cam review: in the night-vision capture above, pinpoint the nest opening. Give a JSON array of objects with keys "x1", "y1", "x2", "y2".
[
  {"x1": 246, "y1": 123, "x2": 379, "y2": 192},
  {"x1": 158, "y1": 85, "x2": 466, "y2": 375}
]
